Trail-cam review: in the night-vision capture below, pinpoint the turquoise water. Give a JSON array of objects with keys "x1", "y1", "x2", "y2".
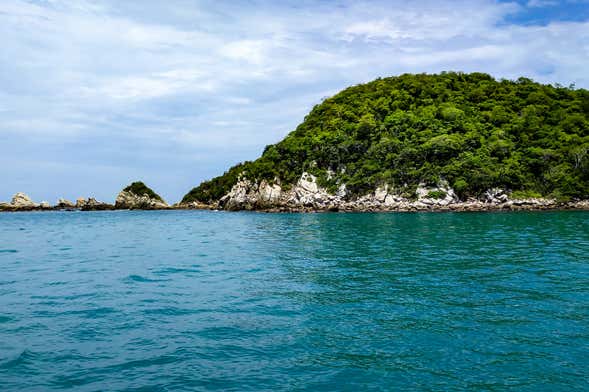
[{"x1": 0, "y1": 211, "x2": 588, "y2": 391}]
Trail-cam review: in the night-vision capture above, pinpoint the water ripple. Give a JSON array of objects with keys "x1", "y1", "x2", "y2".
[{"x1": 0, "y1": 210, "x2": 587, "y2": 391}]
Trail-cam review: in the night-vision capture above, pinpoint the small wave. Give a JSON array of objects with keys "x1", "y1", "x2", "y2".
[
  {"x1": 0, "y1": 249, "x2": 18, "y2": 253},
  {"x1": 154, "y1": 267, "x2": 200, "y2": 275},
  {"x1": 0, "y1": 349, "x2": 37, "y2": 370},
  {"x1": 143, "y1": 307, "x2": 205, "y2": 316},
  {"x1": 124, "y1": 274, "x2": 166, "y2": 283},
  {"x1": 105, "y1": 353, "x2": 181, "y2": 373},
  {"x1": 0, "y1": 315, "x2": 13, "y2": 323}
]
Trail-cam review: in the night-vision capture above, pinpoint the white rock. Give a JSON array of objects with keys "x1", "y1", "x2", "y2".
[
  {"x1": 76, "y1": 197, "x2": 87, "y2": 208},
  {"x1": 57, "y1": 198, "x2": 75, "y2": 208},
  {"x1": 11, "y1": 193, "x2": 38, "y2": 208},
  {"x1": 336, "y1": 184, "x2": 347, "y2": 198},
  {"x1": 297, "y1": 172, "x2": 318, "y2": 193},
  {"x1": 374, "y1": 186, "x2": 388, "y2": 202},
  {"x1": 115, "y1": 190, "x2": 168, "y2": 209},
  {"x1": 258, "y1": 180, "x2": 282, "y2": 203}
]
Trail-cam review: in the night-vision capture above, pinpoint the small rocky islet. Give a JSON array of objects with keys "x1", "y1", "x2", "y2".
[{"x1": 2, "y1": 73, "x2": 589, "y2": 213}]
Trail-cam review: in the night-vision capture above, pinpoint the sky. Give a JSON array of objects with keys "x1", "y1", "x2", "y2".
[{"x1": 1, "y1": 0, "x2": 588, "y2": 204}]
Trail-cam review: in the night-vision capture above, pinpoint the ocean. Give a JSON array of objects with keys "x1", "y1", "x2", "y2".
[{"x1": 1, "y1": 210, "x2": 588, "y2": 391}]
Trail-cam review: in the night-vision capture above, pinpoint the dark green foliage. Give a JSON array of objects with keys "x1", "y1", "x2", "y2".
[
  {"x1": 124, "y1": 181, "x2": 164, "y2": 202},
  {"x1": 426, "y1": 190, "x2": 447, "y2": 199},
  {"x1": 183, "y1": 72, "x2": 589, "y2": 203},
  {"x1": 182, "y1": 163, "x2": 247, "y2": 204}
]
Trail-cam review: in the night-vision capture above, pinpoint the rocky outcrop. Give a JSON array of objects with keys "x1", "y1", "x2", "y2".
[
  {"x1": 483, "y1": 188, "x2": 509, "y2": 204},
  {"x1": 11, "y1": 193, "x2": 38, "y2": 208},
  {"x1": 76, "y1": 197, "x2": 115, "y2": 211},
  {"x1": 115, "y1": 190, "x2": 169, "y2": 209},
  {"x1": 115, "y1": 182, "x2": 169, "y2": 209},
  {"x1": 198, "y1": 172, "x2": 589, "y2": 213},
  {"x1": 56, "y1": 198, "x2": 75, "y2": 208},
  {"x1": 415, "y1": 181, "x2": 458, "y2": 207},
  {"x1": 76, "y1": 198, "x2": 87, "y2": 208}
]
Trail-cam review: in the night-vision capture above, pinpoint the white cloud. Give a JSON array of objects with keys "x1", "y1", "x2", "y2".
[{"x1": 527, "y1": 0, "x2": 559, "y2": 7}]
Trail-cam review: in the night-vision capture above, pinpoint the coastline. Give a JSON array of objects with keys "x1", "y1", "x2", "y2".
[{"x1": 1, "y1": 200, "x2": 588, "y2": 213}]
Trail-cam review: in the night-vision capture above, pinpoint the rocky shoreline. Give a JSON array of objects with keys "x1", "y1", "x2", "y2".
[{"x1": 2, "y1": 176, "x2": 589, "y2": 213}]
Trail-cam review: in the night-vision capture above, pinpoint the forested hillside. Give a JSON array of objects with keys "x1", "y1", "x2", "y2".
[{"x1": 183, "y1": 72, "x2": 589, "y2": 203}]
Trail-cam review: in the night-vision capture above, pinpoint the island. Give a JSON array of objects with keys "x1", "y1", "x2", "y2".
[{"x1": 180, "y1": 72, "x2": 589, "y2": 212}]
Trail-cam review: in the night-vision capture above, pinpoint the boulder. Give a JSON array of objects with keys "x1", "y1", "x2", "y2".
[
  {"x1": 219, "y1": 178, "x2": 257, "y2": 210},
  {"x1": 415, "y1": 181, "x2": 457, "y2": 206},
  {"x1": 484, "y1": 188, "x2": 509, "y2": 203},
  {"x1": 11, "y1": 193, "x2": 38, "y2": 208},
  {"x1": 57, "y1": 198, "x2": 75, "y2": 208},
  {"x1": 258, "y1": 180, "x2": 282, "y2": 204},
  {"x1": 297, "y1": 172, "x2": 318, "y2": 193},
  {"x1": 76, "y1": 197, "x2": 87, "y2": 208}
]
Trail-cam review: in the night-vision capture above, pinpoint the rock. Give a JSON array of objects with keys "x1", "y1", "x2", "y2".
[
  {"x1": 336, "y1": 184, "x2": 347, "y2": 199},
  {"x1": 115, "y1": 191, "x2": 168, "y2": 210},
  {"x1": 220, "y1": 178, "x2": 257, "y2": 210},
  {"x1": 484, "y1": 188, "x2": 509, "y2": 203},
  {"x1": 57, "y1": 198, "x2": 75, "y2": 208},
  {"x1": 11, "y1": 193, "x2": 38, "y2": 208},
  {"x1": 415, "y1": 180, "x2": 457, "y2": 206},
  {"x1": 173, "y1": 201, "x2": 212, "y2": 210},
  {"x1": 297, "y1": 172, "x2": 318, "y2": 193},
  {"x1": 81, "y1": 198, "x2": 114, "y2": 211},
  {"x1": 115, "y1": 182, "x2": 169, "y2": 210},
  {"x1": 207, "y1": 171, "x2": 588, "y2": 213},
  {"x1": 39, "y1": 201, "x2": 51, "y2": 209},
  {"x1": 374, "y1": 186, "x2": 388, "y2": 203},
  {"x1": 258, "y1": 180, "x2": 282, "y2": 204},
  {"x1": 76, "y1": 197, "x2": 87, "y2": 208}
]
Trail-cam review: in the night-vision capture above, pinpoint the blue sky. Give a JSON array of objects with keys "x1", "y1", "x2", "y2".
[{"x1": 1, "y1": 0, "x2": 588, "y2": 204}]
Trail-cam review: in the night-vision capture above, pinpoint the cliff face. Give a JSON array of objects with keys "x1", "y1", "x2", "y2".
[{"x1": 182, "y1": 72, "x2": 589, "y2": 210}]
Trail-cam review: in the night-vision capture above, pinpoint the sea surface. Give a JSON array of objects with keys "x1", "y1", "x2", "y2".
[{"x1": 0, "y1": 210, "x2": 588, "y2": 391}]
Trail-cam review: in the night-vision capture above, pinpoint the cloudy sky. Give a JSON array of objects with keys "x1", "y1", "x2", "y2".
[{"x1": 1, "y1": 0, "x2": 588, "y2": 203}]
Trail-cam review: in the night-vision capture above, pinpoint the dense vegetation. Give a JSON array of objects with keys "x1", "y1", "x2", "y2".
[
  {"x1": 183, "y1": 72, "x2": 589, "y2": 203},
  {"x1": 124, "y1": 181, "x2": 164, "y2": 202}
]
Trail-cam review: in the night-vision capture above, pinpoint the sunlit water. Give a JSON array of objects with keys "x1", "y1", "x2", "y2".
[{"x1": 0, "y1": 210, "x2": 588, "y2": 391}]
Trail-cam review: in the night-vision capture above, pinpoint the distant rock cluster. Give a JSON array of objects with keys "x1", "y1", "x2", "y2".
[{"x1": 0, "y1": 181, "x2": 169, "y2": 212}]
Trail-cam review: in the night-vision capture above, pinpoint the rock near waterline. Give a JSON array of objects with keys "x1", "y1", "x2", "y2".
[{"x1": 11, "y1": 193, "x2": 38, "y2": 208}]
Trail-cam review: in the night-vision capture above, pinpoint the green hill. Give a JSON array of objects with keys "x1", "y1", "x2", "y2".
[
  {"x1": 123, "y1": 181, "x2": 164, "y2": 202},
  {"x1": 183, "y1": 72, "x2": 589, "y2": 204}
]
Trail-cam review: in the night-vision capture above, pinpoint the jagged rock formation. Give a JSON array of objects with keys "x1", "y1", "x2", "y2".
[
  {"x1": 75, "y1": 197, "x2": 115, "y2": 211},
  {"x1": 11, "y1": 193, "x2": 38, "y2": 208},
  {"x1": 56, "y1": 198, "x2": 75, "y2": 208},
  {"x1": 115, "y1": 182, "x2": 168, "y2": 209}
]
